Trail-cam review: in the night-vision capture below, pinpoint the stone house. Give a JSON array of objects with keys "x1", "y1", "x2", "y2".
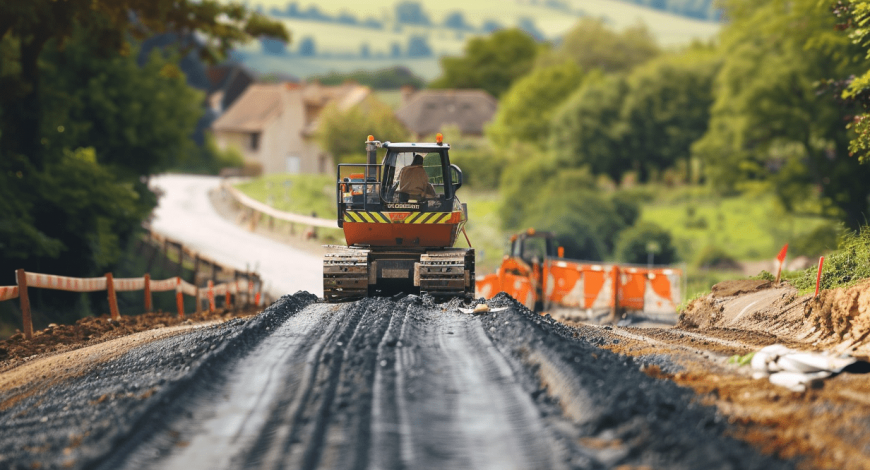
[
  {"x1": 212, "y1": 82, "x2": 370, "y2": 174},
  {"x1": 395, "y1": 88, "x2": 498, "y2": 138}
]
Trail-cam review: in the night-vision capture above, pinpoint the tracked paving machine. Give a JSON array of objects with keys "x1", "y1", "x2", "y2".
[{"x1": 323, "y1": 134, "x2": 474, "y2": 302}]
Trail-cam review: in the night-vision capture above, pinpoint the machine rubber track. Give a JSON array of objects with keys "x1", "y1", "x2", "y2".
[
  {"x1": 419, "y1": 248, "x2": 475, "y2": 301},
  {"x1": 323, "y1": 247, "x2": 369, "y2": 302}
]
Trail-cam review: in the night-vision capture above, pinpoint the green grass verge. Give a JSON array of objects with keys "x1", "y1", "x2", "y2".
[
  {"x1": 638, "y1": 185, "x2": 835, "y2": 263},
  {"x1": 235, "y1": 173, "x2": 338, "y2": 219},
  {"x1": 452, "y1": 190, "x2": 509, "y2": 273},
  {"x1": 784, "y1": 226, "x2": 870, "y2": 294}
]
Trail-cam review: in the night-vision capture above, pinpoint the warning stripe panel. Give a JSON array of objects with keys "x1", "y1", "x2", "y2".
[
  {"x1": 344, "y1": 211, "x2": 461, "y2": 224},
  {"x1": 0, "y1": 286, "x2": 19, "y2": 301}
]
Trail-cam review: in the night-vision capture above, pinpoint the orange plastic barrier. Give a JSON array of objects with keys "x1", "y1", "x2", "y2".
[{"x1": 478, "y1": 258, "x2": 682, "y2": 315}]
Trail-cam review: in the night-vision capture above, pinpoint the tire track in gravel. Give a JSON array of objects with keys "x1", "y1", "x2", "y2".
[
  {"x1": 110, "y1": 302, "x2": 345, "y2": 470},
  {"x1": 369, "y1": 300, "x2": 565, "y2": 470},
  {"x1": 240, "y1": 298, "x2": 395, "y2": 470},
  {"x1": 0, "y1": 293, "x2": 318, "y2": 470},
  {"x1": 478, "y1": 293, "x2": 796, "y2": 470}
]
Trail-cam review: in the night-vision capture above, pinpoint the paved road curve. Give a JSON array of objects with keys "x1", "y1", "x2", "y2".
[{"x1": 149, "y1": 174, "x2": 322, "y2": 297}]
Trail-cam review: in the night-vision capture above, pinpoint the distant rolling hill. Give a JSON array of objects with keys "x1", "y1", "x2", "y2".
[{"x1": 230, "y1": 0, "x2": 721, "y2": 81}]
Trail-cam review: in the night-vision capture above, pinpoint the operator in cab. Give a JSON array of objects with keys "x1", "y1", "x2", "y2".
[{"x1": 395, "y1": 154, "x2": 437, "y2": 201}]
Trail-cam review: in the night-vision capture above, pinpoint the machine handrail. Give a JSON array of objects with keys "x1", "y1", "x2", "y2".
[{"x1": 336, "y1": 163, "x2": 383, "y2": 223}]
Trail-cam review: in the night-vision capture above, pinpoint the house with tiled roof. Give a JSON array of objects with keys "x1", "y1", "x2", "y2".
[
  {"x1": 212, "y1": 82, "x2": 370, "y2": 174},
  {"x1": 396, "y1": 88, "x2": 498, "y2": 138}
]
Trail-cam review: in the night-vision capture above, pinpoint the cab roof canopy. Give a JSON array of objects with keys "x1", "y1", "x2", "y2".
[{"x1": 381, "y1": 142, "x2": 450, "y2": 150}]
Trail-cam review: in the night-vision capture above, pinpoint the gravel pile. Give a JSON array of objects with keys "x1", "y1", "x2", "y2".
[{"x1": 0, "y1": 292, "x2": 317, "y2": 470}]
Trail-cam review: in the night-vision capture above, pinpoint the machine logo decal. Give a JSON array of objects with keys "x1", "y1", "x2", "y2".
[{"x1": 386, "y1": 203, "x2": 420, "y2": 210}]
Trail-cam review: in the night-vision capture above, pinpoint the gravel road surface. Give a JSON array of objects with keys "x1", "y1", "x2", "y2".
[
  {"x1": 149, "y1": 174, "x2": 322, "y2": 296},
  {"x1": 0, "y1": 293, "x2": 793, "y2": 470}
]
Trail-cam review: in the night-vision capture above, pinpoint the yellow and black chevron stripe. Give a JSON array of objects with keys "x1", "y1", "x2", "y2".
[
  {"x1": 344, "y1": 211, "x2": 390, "y2": 223},
  {"x1": 344, "y1": 211, "x2": 459, "y2": 224}
]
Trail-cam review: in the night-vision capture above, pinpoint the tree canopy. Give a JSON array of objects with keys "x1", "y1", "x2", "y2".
[
  {"x1": 429, "y1": 28, "x2": 540, "y2": 98},
  {"x1": 487, "y1": 61, "x2": 586, "y2": 149},
  {"x1": 315, "y1": 97, "x2": 411, "y2": 163},
  {"x1": 537, "y1": 18, "x2": 660, "y2": 74},
  {"x1": 0, "y1": 2, "x2": 288, "y2": 290},
  {"x1": 693, "y1": 0, "x2": 870, "y2": 227}
]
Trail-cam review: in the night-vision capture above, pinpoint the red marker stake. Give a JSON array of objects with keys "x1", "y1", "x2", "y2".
[{"x1": 814, "y1": 256, "x2": 825, "y2": 298}]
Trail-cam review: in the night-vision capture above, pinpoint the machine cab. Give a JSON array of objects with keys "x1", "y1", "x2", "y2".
[
  {"x1": 336, "y1": 135, "x2": 464, "y2": 226},
  {"x1": 379, "y1": 143, "x2": 462, "y2": 211},
  {"x1": 510, "y1": 230, "x2": 558, "y2": 267}
]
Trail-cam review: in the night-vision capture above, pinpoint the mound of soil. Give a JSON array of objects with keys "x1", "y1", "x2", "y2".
[
  {"x1": 679, "y1": 278, "x2": 870, "y2": 356},
  {"x1": 0, "y1": 306, "x2": 260, "y2": 369},
  {"x1": 809, "y1": 279, "x2": 870, "y2": 351},
  {"x1": 711, "y1": 279, "x2": 774, "y2": 298}
]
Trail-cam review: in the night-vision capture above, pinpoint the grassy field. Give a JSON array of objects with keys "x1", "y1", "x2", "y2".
[
  {"x1": 638, "y1": 185, "x2": 834, "y2": 264},
  {"x1": 234, "y1": 173, "x2": 338, "y2": 219},
  {"x1": 229, "y1": 0, "x2": 720, "y2": 79}
]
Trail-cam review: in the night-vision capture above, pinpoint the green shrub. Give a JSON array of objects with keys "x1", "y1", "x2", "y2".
[
  {"x1": 614, "y1": 221, "x2": 678, "y2": 265},
  {"x1": 790, "y1": 223, "x2": 840, "y2": 257},
  {"x1": 692, "y1": 244, "x2": 738, "y2": 270},
  {"x1": 788, "y1": 225, "x2": 870, "y2": 293},
  {"x1": 750, "y1": 270, "x2": 775, "y2": 281}
]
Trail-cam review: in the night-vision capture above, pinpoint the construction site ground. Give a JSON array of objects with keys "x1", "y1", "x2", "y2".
[{"x1": 0, "y1": 280, "x2": 866, "y2": 469}]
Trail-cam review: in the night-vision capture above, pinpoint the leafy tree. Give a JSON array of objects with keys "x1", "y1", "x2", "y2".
[
  {"x1": 309, "y1": 66, "x2": 425, "y2": 90},
  {"x1": 620, "y1": 48, "x2": 720, "y2": 182},
  {"x1": 517, "y1": 17, "x2": 545, "y2": 41},
  {"x1": 299, "y1": 37, "x2": 316, "y2": 56},
  {"x1": 614, "y1": 222, "x2": 678, "y2": 265},
  {"x1": 693, "y1": 0, "x2": 870, "y2": 228},
  {"x1": 0, "y1": 0, "x2": 288, "y2": 169},
  {"x1": 443, "y1": 11, "x2": 471, "y2": 30},
  {"x1": 315, "y1": 97, "x2": 411, "y2": 163},
  {"x1": 550, "y1": 74, "x2": 633, "y2": 184},
  {"x1": 395, "y1": 1, "x2": 431, "y2": 25},
  {"x1": 834, "y1": 1, "x2": 870, "y2": 163},
  {"x1": 0, "y1": 2, "x2": 285, "y2": 291},
  {"x1": 487, "y1": 61, "x2": 585, "y2": 148},
  {"x1": 429, "y1": 28, "x2": 540, "y2": 98},
  {"x1": 39, "y1": 32, "x2": 205, "y2": 182},
  {"x1": 538, "y1": 18, "x2": 659, "y2": 74},
  {"x1": 407, "y1": 36, "x2": 432, "y2": 57}
]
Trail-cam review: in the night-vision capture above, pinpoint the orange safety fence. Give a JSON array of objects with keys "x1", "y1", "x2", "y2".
[
  {"x1": 478, "y1": 258, "x2": 683, "y2": 315},
  {"x1": 2, "y1": 270, "x2": 263, "y2": 341}
]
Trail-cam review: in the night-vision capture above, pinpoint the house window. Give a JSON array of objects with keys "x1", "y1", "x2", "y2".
[{"x1": 249, "y1": 132, "x2": 261, "y2": 151}]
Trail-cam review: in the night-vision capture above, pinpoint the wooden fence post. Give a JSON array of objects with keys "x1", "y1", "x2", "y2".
[
  {"x1": 193, "y1": 254, "x2": 201, "y2": 285},
  {"x1": 208, "y1": 280, "x2": 215, "y2": 313},
  {"x1": 145, "y1": 238, "x2": 158, "y2": 273},
  {"x1": 233, "y1": 271, "x2": 239, "y2": 309},
  {"x1": 610, "y1": 266, "x2": 620, "y2": 322},
  {"x1": 176, "y1": 277, "x2": 185, "y2": 318},
  {"x1": 195, "y1": 286, "x2": 202, "y2": 314},
  {"x1": 106, "y1": 273, "x2": 120, "y2": 320},
  {"x1": 144, "y1": 273, "x2": 152, "y2": 313},
  {"x1": 177, "y1": 243, "x2": 184, "y2": 277},
  {"x1": 162, "y1": 238, "x2": 170, "y2": 270},
  {"x1": 16, "y1": 269, "x2": 32, "y2": 340}
]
